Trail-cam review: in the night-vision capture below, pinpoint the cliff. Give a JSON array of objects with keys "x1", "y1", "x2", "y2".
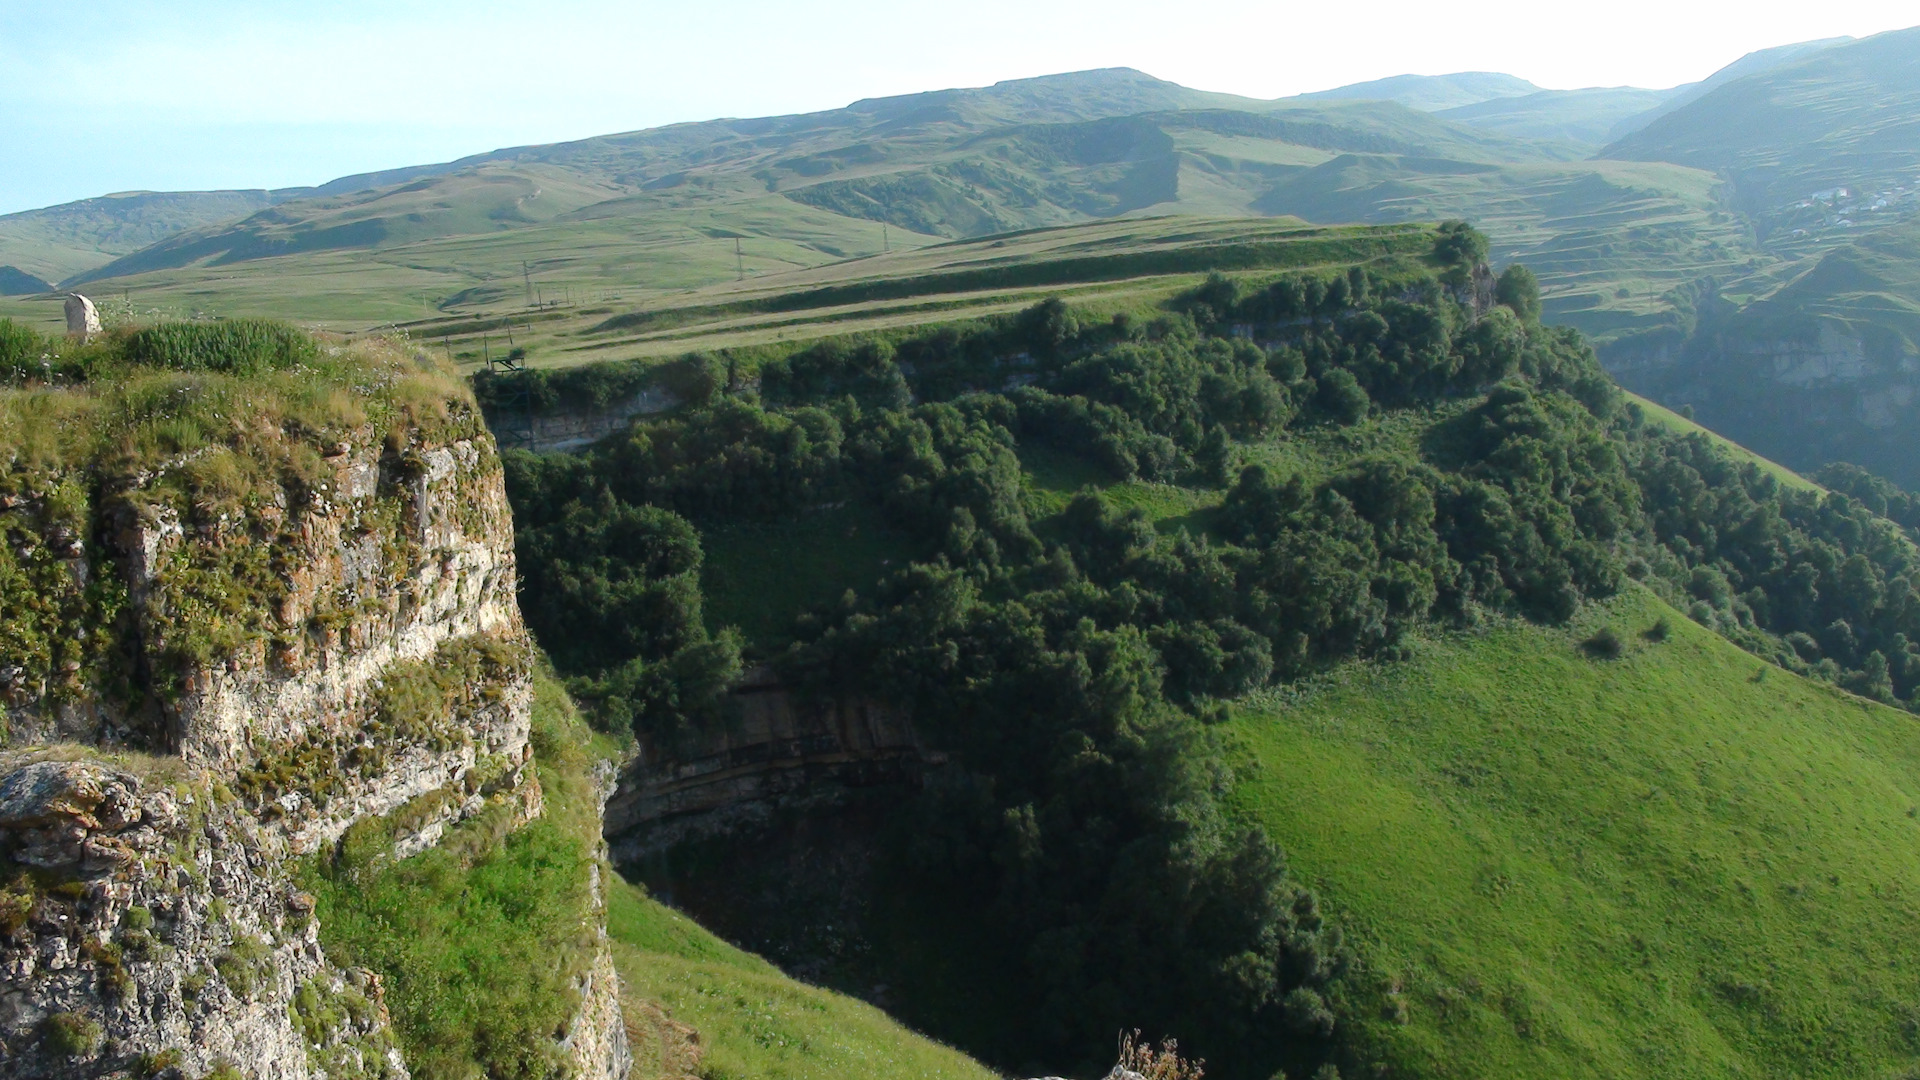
[
  {"x1": 1604, "y1": 313, "x2": 1920, "y2": 487},
  {"x1": 0, "y1": 334, "x2": 627, "y2": 1079}
]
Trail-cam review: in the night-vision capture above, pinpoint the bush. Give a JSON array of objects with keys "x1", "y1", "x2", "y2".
[
  {"x1": 123, "y1": 319, "x2": 316, "y2": 375},
  {"x1": 42, "y1": 1012, "x2": 102, "y2": 1058},
  {"x1": 1643, "y1": 618, "x2": 1671, "y2": 642},
  {"x1": 0, "y1": 318, "x2": 44, "y2": 369},
  {"x1": 1582, "y1": 627, "x2": 1625, "y2": 660},
  {"x1": 1495, "y1": 264, "x2": 1541, "y2": 323}
]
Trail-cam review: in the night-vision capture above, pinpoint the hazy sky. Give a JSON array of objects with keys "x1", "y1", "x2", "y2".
[{"x1": 2, "y1": 0, "x2": 1915, "y2": 214}]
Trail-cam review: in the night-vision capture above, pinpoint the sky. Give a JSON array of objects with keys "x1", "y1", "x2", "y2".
[{"x1": 1, "y1": 0, "x2": 1916, "y2": 215}]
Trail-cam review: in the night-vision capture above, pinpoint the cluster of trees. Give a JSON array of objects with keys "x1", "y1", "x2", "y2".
[
  {"x1": 501, "y1": 222, "x2": 1920, "y2": 1074},
  {"x1": 500, "y1": 229, "x2": 1645, "y2": 1078},
  {"x1": 1629, "y1": 430, "x2": 1920, "y2": 706}
]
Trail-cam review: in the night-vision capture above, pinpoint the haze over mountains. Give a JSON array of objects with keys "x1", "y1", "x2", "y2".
[
  {"x1": 5, "y1": 25, "x2": 1920, "y2": 484},
  {"x1": 0, "y1": 31, "x2": 1853, "y2": 293}
]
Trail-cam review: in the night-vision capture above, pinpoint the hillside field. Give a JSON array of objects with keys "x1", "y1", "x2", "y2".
[{"x1": 1231, "y1": 587, "x2": 1920, "y2": 1077}]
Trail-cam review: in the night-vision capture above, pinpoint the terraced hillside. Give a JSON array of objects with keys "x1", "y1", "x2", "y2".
[{"x1": 0, "y1": 68, "x2": 1750, "y2": 350}]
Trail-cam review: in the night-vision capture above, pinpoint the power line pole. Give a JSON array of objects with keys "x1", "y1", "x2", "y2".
[
  {"x1": 522, "y1": 261, "x2": 532, "y2": 307},
  {"x1": 735, "y1": 237, "x2": 744, "y2": 281}
]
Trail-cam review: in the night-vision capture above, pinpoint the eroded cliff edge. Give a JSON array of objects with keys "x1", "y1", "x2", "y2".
[{"x1": 0, "y1": 334, "x2": 627, "y2": 1079}]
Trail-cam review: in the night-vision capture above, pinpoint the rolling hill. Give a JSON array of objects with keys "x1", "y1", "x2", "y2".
[
  {"x1": 0, "y1": 67, "x2": 1741, "y2": 353},
  {"x1": 1435, "y1": 87, "x2": 1673, "y2": 149},
  {"x1": 5, "y1": 29, "x2": 1920, "y2": 492},
  {"x1": 0, "y1": 188, "x2": 284, "y2": 284}
]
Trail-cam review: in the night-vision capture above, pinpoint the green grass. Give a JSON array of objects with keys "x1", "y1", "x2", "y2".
[
  {"x1": 1019, "y1": 443, "x2": 1224, "y2": 535},
  {"x1": 301, "y1": 674, "x2": 615, "y2": 1080},
  {"x1": 1225, "y1": 586, "x2": 1920, "y2": 1078},
  {"x1": 700, "y1": 503, "x2": 928, "y2": 652},
  {"x1": 607, "y1": 877, "x2": 998, "y2": 1080}
]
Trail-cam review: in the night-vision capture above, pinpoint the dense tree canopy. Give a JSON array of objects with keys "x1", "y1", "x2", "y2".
[{"x1": 501, "y1": 229, "x2": 1920, "y2": 1077}]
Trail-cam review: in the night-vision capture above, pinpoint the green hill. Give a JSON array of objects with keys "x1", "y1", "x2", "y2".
[
  {"x1": 1601, "y1": 36, "x2": 1852, "y2": 142},
  {"x1": 1435, "y1": 87, "x2": 1673, "y2": 150},
  {"x1": 1231, "y1": 585, "x2": 1920, "y2": 1077},
  {"x1": 478, "y1": 224, "x2": 1920, "y2": 1079},
  {"x1": 0, "y1": 188, "x2": 286, "y2": 283},
  {"x1": 0, "y1": 69, "x2": 1738, "y2": 352}
]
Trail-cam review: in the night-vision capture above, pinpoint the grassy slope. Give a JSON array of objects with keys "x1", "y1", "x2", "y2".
[
  {"x1": 0, "y1": 189, "x2": 280, "y2": 283},
  {"x1": 0, "y1": 65, "x2": 1774, "y2": 349},
  {"x1": 607, "y1": 876, "x2": 998, "y2": 1080},
  {"x1": 1227, "y1": 586, "x2": 1920, "y2": 1078},
  {"x1": 391, "y1": 218, "x2": 1422, "y2": 373},
  {"x1": 1625, "y1": 390, "x2": 1821, "y2": 493}
]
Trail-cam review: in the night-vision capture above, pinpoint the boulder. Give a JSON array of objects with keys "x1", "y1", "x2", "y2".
[{"x1": 63, "y1": 293, "x2": 99, "y2": 342}]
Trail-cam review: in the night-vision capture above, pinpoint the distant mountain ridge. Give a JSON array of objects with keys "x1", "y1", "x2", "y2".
[{"x1": 1294, "y1": 71, "x2": 1542, "y2": 111}]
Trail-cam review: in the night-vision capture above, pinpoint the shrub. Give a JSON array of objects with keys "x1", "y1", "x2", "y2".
[
  {"x1": 1494, "y1": 265, "x2": 1541, "y2": 322},
  {"x1": 123, "y1": 319, "x2": 316, "y2": 375},
  {"x1": 1283, "y1": 986, "x2": 1337, "y2": 1037},
  {"x1": 1642, "y1": 618, "x2": 1671, "y2": 642},
  {"x1": 0, "y1": 318, "x2": 44, "y2": 369},
  {"x1": 1582, "y1": 627, "x2": 1625, "y2": 659},
  {"x1": 42, "y1": 1012, "x2": 102, "y2": 1058}
]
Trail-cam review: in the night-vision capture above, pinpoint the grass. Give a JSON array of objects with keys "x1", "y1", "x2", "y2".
[
  {"x1": 606, "y1": 878, "x2": 999, "y2": 1080},
  {"x1": 700, "y1": 502, "x2": 929, "y2": 653},
  {"x1": 1019, "y1": 442, "x2": 1224, "y2": 535},
  {"x1": 1225, "y1": 585, "x2": 1920, "y2": 1078},
  {"x1": 301, "y1": 674, "x2": 617, "y2": 1080}
]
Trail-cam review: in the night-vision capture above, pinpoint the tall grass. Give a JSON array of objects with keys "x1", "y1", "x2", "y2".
[
  {"x1": 122, "y1": 319, "x2": 317, "y2": 375},
  {"x1": 300, "y1": 673, "x2": 609, "y2": 1080}
]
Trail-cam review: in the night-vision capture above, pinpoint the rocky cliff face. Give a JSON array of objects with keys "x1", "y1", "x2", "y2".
[
  {"x1": 1603, "y1": 315, "x2": 1920, "y2": 486},
  {"x1": 604, "y1": 665, "x2": 937, "y2": 871},
  {"x1": 0, "y1": 350, "x2": 626, "y2": 1079}
]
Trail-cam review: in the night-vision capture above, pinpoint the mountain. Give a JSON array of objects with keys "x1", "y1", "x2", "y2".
[
  {"x1": 1436, "y1": 86, "x2": 1674, "y2": 148},
  {"x1": 1294, "y1": 70, "x2": 1542, "y2": 111},
  {"x1": 1603, "y1": 27, "x2": 1920, "y2": 234},
  {"x1": 0, "y1": 265, "x2": 53, "y2": 295},
  {"x1": 0, "y1": 189, "x2": 284, "y2": 283},
  {"x1": 19, "y1": 67, "x2": 1741, "y2": 352},
  {"x1": 1604, "y1": 35, "x2": 1853, "y2": 141}
]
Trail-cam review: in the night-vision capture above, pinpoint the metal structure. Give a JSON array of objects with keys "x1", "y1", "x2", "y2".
[{"x1": 487, "y1": 342, "x2": 537, "y2": 451}]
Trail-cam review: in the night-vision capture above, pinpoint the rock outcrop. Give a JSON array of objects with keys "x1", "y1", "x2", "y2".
[
  {"x1": 0, "y1": 350, "x2": 629, "y2": 1079},
  {"x1": 1603, "y1": 315, "x2": 1920, "y2": 487},
  {"x1": 605, "y1": 665, "x2": 934, "y2": 861},
  {"x1": 1, "y1": 756, "x2": 406, "y2": 1079}
]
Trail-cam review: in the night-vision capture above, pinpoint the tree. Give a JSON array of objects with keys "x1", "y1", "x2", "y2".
[{"x1": 1494, "y1": 264, "x2": 1541, "y2": 323}]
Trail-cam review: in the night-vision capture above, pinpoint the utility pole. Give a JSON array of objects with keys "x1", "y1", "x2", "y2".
[
  {"x1": 486, "y1": 338, "x2": 535, "y2": 452},
  {"x1": 735, "y1": 237, "x2": 744, "y2": 281},
  {"x1": 523, "y1": 261, "x2": 532, "y2": 307}
]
